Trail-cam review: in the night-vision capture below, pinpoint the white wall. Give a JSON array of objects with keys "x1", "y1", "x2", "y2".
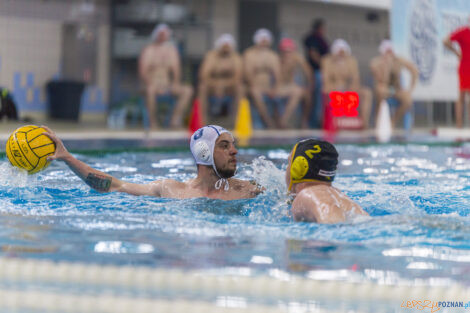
[
  {"x1": 0, "y1": 16, "x2": 61, "y2": 98},
  {"x1": 0, "y1": 0, "x2": 110, "y2": 114}
]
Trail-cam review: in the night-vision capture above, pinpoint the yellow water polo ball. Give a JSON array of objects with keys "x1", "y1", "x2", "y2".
[
  {"x1": 5, "y1": 125, "x2": 56, "y2": 174},
  {"x1": 291, "y1": 156, "x2": 309, "y2": 180}
]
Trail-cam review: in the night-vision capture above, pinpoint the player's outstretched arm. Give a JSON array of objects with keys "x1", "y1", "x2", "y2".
[{"x1": 42, "y1": 126, "x2": 162, "y2": 196}]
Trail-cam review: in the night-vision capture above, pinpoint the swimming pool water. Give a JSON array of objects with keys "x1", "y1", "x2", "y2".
[{"x1": 1, "y1": 144, "x2": 470, "y2": 289}]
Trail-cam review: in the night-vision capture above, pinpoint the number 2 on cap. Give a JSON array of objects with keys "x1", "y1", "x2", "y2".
[{"x1": 305, "y1": 145, "x2": 321, "y2": 159}]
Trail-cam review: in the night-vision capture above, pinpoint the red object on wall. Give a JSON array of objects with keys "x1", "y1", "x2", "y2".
[
  {"x1": 329, "y1": 91, "x2": 359, "y2": 117},
  {"x1": 188, "y1": 98, "x2": 203, "y2": 133},
  {"x1": 326, "y1": 91, "x2": 363, "y2": 130}
]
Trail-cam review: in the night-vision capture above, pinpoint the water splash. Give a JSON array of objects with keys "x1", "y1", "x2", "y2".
[{"x1": 0, "y1": 162, "x2": 31, "y2": 187}]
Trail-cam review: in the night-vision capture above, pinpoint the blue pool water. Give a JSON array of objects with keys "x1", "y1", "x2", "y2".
[{"x1": 1, "y1": 144, "x2": 470, "y2": 288}]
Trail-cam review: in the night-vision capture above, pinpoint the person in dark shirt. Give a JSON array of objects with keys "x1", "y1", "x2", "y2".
[{"x1": 303, "y1": 19, "x2": 329, "y2": 128}]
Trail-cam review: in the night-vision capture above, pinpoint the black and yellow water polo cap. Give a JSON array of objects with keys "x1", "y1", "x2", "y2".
[{"x1": 288, "y1": 139, "x2": 339, "y2": 191}]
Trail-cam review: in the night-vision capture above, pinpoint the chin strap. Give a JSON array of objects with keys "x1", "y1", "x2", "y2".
[
  {"x1": 212, "y1": 161, "x2": 230, "y2": 191},
  {"x1": 214, "y1": 178, "x2": 230, "y2": 191}
]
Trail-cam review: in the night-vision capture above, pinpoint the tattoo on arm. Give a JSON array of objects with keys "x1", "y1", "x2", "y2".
[
  {"x1": 249, "y1": 180, "x2": 264, "y2": 196},
  {"x1": 85, "y1": 173, "x2": 112, "y2": 192}
]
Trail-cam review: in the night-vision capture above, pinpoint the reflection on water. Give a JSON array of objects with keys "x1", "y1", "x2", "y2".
[{"x1": 0, "y1": 145, "x2": 470, "y2": 286}]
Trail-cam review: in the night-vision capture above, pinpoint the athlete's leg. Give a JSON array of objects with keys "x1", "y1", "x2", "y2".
[
  {"x1": 171, "y1": 84, "x2": 193, "y2": 128},
  {"x1": 145, "y1": 86, "x2": 159, "y2": 129},
  {"x1": 374, "y1": 84, "x2": 389, "y2": 127},
  {"x1": 249, "y1": 86, "x2": 275, "y2": 128},
  {"x1": 278, "y1": 85, "x2": 303, "y2": 128},
  {"x1": 359, "y1": 86, "x2": 372, "y2": 129},
  {"x1": 394, "y1": 90, "x2": 413, "y2": 128}
]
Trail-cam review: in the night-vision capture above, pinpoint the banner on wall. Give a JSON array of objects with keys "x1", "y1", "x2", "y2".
[{"x1": 391, "y1": 0, "x2": 469, "y2": 101}]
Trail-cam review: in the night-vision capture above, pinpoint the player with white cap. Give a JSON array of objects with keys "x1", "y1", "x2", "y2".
[
  {"x1": 278, "y1": 37, "x2": 313, "y2": 129},
  {"x1": 139, "y1": 23, "x2": 193, "y2": 129},
  {"x1": 198, "y1": 34, "x2": 243, "y2": 127},
  {"x1": 42, "y1": 125, "x2": 262, "y2": 200},
  {"x1": 243, "y1": 28, "x2": 283, "y2": 128},
  {"x1": 370, "y1": 39, "x2": 418, "y2": 128}
]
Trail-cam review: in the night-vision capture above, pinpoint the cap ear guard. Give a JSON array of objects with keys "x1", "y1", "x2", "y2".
[
  {"x1": 291, "y1": 156, "x2": 309, "y2": 180},
  {"x1": 193, "y1": 140, "x2": 211, "y2": 164}
]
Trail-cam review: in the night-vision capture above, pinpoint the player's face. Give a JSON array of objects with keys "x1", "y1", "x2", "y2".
[
  {"x1": 281, "y1": 49, "x2": 293, "y2": 57},
  {"x1": 338, "y1": 48, "x2": 346, "y2": 57},
  {"x1": 384, "y1": 49, "x2": 394, "y2": 58},
  {"x1": 157, "y1": 30, "x2": 169, "y2": 42},
  {"x1": 220, "y1": 43, "x2": 232, "y2": 54},
  {"x1": 258, "y1": 38, "x2": 271, "y2": 48},
  {"x1": 213, "y1": 133, "x2": 238, "y2": 178}
]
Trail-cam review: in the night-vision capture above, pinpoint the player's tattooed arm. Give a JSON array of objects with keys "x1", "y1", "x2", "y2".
[{"x1": 85, "y1": 173, "x2": 112, "y2": 192}]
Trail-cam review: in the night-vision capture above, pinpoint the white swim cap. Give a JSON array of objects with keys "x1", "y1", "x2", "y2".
[
  {"x1": 215, "y1": 33, "x2": 236, "y2": 49},
  {"x1": 331, "y1": 39, "x2": 351, "y2": 55},
  {"x1": 379, "y1": 39, "x2": 394, "y2": 55},
  {"x1": 253, "y1": 28, "x2": 272, "y2": 45},
  {"x1": 151, "y1": 23, "x2": 171, "y2": 42},
  {"x1": 190, "y1": 125, "x2": 234, "y2": 190}
]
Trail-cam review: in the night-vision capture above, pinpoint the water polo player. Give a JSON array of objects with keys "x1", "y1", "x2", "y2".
[
  {"x1": 42, "y1": 125, "x2": 262, "y2": 199},
  {"x1": 286, "y1": 139, "x2": 368, "y2": 223}
]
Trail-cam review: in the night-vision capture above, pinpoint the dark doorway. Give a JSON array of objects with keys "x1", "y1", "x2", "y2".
[{"x1": 238, "y1": 0, "x2": 279, "y2": 52}]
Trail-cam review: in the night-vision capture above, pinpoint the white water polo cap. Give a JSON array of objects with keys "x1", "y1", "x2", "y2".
[{"x1": 190, "y1": 125, "x2": 234, "y2": 190}]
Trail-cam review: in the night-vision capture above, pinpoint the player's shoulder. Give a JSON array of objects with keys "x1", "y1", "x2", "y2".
[
  {"x1": 369, "y1": 55, "x2": 381, "y2": 66},
  {"x1": 140, "y1": 44, "x2": 154, "y2": 55},
  {"x1": 292, "y1": 187, "x2": 319, "y2": 210},
  {"x1": 202, "y1": 50, "x2": 217, "y2": 62},
  {"x1": 322, "y1": 53, "x2": 333, "y2": 62},
  {"x1": 348, "y1": 54, "x2": 359, "y2": 62},
  {"x1": 370, "y1": 55, "x2": 380, "y2": 62},
  {"x1": 206, "y1": 49, "x2": 218, "y2": 57},
  {"x1": 158, "y1": 178, "x2": 187, "y2": 190},
  {"x1": 299, "y1": 184, "x2": 332, "y2": 199}
]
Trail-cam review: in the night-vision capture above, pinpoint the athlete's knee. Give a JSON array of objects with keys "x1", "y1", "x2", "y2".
[
  {"x1": 292, "y1": 86, "x2": 304, "y2": 98},
  {"x1": 375, "y1": 88, "x2": 387, "y2": 100},
  {"x1": 236, "y1": 84, "x2": 245, "y2": 97},
  {"x1": 249, "y1": 87, "x2": 262, "y2": 98},
  {"x1": 145, "y1": 87, "x2": 157, "y2": 98}
]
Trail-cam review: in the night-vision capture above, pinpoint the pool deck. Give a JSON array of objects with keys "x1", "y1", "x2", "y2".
[{"x1": 0, "y1": 120, "x2": 469, "y2": 151}]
